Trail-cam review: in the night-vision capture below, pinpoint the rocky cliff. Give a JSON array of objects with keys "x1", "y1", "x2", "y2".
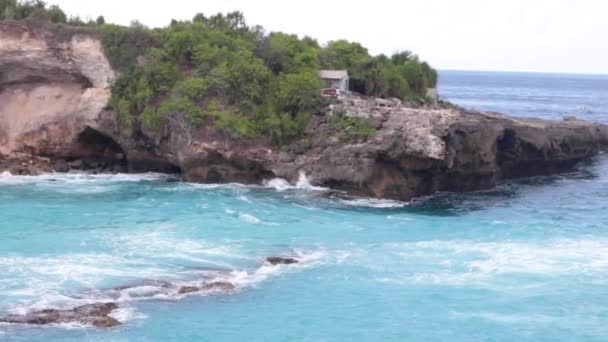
[
  {"x1": 1, "y1": 21, "x2": 607, "y2": 201},
  {"x1": 0, "y1": 20, "x2": 126, "y2": 173}
]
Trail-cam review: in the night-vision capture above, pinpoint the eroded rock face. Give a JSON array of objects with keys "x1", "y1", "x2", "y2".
[
  {"x1": 269, "y1": 98, "x2": 608, "y2": 200},
  {"x1": 1, "y1": 21, "x2": 607, "y2": 201},
  {"x1": 0, "y1": 20, "x2": 119, "y2": 168}
]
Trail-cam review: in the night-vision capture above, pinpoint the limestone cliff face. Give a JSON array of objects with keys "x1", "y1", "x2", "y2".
[
  {"x1": 0, "y1": 20, "x2": 117, "y2": 162},
  {"x1": 1, "y1": 21, "x2": 607, "y2": 201},
  {"x1": 274, "y1": 98, "x2": 608, "y2": 200}
]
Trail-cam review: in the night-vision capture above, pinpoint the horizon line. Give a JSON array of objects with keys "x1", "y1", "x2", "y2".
[{"x1": 439, "y1": 68, "x2": 608, "y2": 77}]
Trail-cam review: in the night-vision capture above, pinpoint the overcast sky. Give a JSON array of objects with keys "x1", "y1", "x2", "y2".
[{"x1": 48, "y1": 0, "x2": 608, "y2": 74}]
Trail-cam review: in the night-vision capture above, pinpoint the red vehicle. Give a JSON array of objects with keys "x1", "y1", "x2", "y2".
[{"x1": 322, "y1": 88, "x2": 339, "y2": 97}]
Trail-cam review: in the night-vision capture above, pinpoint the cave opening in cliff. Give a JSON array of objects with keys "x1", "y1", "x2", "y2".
[{"x1": 75, "y1": 127, "x2": 128, "y2": 171}]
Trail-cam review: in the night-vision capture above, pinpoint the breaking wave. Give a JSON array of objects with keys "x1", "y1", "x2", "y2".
[
  {"x1": 0, "y1": 240, "x2": 330, "y2": 329},
  {"x1": 375, "y1": 239, "x2": 608, "y2": 286},
  {"x1": 264, "y1": 171, "x2": 328, "y2": 192}
]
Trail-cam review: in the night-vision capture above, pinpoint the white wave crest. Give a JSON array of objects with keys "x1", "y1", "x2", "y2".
[
  {"x1": 0, "y1": 172, "x2": 174, "y2": 185},
  {"x1": 377, "y1": 239, "x2": 608, "y2": 286},
  {"x1": 239, "y1": 213, "x2": 261, "y2": 224},
  {"x1": 0, "y1": 247, "x2": 331, "y2": 328},
  {"x1": 340, "y1": 198, "x2": 409, "y2": 208}
]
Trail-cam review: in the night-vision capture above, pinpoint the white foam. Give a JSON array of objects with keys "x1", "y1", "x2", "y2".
[
  {"x1": 263, "y1": 171, "x2": 328, "y2": 192},
  {"x1": 108, "y1": 306, "x2": 146, "y2": 323},
  {"x1": 378, "y1": 239, "x2": 608, "y2": 286},
  {"x1": 295, "y1": 171, "x2": 328, "y2": 191},
  {"x1": 340, "y1": 198, "x2": 409, "y2": 208},
  {"x1": 0, "y1": 171, "x2": 12, "y2": 177},
  {"x1": 0, "y1": 172, "x2": 173, "y2": 185},
  {"x1": 238, "y1": 195, "x2": 252, "y2": 203},
  {"x1": 0, "y1": 247, "x2": 337, "y2": 328},
  {"x1": 264, "y1": 178, "x2": 293, "y2": 191},
  {"x1": 226, "y1": 249, "x2": 328, "y2": 288},
  {"x1": 239, "y1": 213, "x2": 261, "y2": 224},
  {"x1": 107, "y1": 229, "x2": 250, "y2": 264}
]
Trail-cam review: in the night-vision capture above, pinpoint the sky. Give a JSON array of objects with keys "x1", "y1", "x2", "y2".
[{"x1": 47, "y1": 0, "x2": 608, "y2": 74}]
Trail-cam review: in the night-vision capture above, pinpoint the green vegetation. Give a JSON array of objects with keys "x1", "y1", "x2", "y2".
[
  {"x1": 330, "y1": 115, "x2": 377, "y2": 142},
  {"x1": 2, "y1": 1, "x2": 437, "y2": 146}
]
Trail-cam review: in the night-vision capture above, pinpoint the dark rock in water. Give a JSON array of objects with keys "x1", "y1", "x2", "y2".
[
  {"x1": 178, "y1": 281, "x2": 236, "y2": 294},
  {"x1": 0, "y1": 303, "x2": 120, "y2": 328},
  {"x1": 201, "y1": 281, "x2": 236, "y2": 291},
  {"x1": 266, "y1": 257, "x2": 299, "y2": 265},
  {"x1": 178, "y1": 286, "x2": 200, "y2": 294}
]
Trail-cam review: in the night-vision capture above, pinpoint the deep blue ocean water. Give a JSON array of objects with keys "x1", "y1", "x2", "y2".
[
  {"x1": 440, "y1": 70, "x2": 608, "y2": 122},
  {"x1": 1, "y1": 71, "x2": 608, "y2": 341}
]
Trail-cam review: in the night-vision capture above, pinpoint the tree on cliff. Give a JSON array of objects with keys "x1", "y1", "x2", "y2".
[
  {"x1": 1, "y1": 1, "x2": 438, "y2": 146},
  {"x1": 0, "y1": 0, "x2": 64, "y2": 22}
]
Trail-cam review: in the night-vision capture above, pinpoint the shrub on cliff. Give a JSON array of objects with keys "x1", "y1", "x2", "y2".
[
  {"x1": 1, "y1": 0, "x2": 66, "y2": 23},
  {"x1": 330, "y1": 115, "x2": 377, "y2": 142},
  {"x1": 99, "y1": 24, "x2": 160, "y2": 72},
  {"x1": 1, "y1": 2, "x2": 437, "y2": 146}
]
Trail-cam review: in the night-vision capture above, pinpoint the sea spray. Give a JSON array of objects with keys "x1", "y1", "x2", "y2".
[{"x1": 263, "y1": 171, "x2": 328, "y2": 191}]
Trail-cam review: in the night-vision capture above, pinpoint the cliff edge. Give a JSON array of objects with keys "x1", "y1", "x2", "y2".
[
  {"x1": 0, "y1": 20, "x2": 121, "y2": 171},
  {"x1": 1, "y1": 21, "x2": 607, "y2": 201}
]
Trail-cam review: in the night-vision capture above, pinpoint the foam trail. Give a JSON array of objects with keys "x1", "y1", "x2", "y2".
[
  {"x1": 0, "y1": 247, "x2": 331, "y2": 328},
  {"x1": 0, "y1": 172, "x2": 174, "y2": 185},
  {"x1": 377, "y1": 239, "x2": 608, "y2": 286},
  {"x1": 339, "y1": 198, "x2": 409, "y2": 208}
]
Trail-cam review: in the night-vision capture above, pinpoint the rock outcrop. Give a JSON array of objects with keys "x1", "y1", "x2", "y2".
[
  {"x1": 0, "y1": 20, "x2": 125, "y2": 172},
  {"x1": 0, "y1": 256, "x2": 298, "y2": 329},
  {"x1": 2, "y1": 21, "x2": 607, "y2": 201},
  {"x1": 272, "y1": 98, "x2": 608, "y2": 200},
  {"x1": 266, "y1": 257, "x2": 300, "y2": 265},
  {"x1": 0, "y1": 303, "x2": 120, "y2": 328}
]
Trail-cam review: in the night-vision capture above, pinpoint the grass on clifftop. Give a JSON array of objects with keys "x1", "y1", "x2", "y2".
[
  {"x1": 2, "y1": 0, "x2": 438, "y2": 147},
  {"x1": 330, "y1": 115, "x2": 377, "y2": 142}
]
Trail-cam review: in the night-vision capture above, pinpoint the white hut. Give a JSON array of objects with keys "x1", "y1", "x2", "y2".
[{"x1": 318, "y1": 70, "x2": 349, "y2": 94}]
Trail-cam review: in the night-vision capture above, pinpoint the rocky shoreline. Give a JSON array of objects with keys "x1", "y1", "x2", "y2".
[
  {"x1": 0, "y1": 256, "x2": 299, "y2": 328},
  {"x1": 1, "y1": 20, "x2": 608, "y2": 201}
]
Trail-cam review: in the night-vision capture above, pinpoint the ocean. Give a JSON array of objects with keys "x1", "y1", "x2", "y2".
[{"x1": 1, "y1": 71, "x2": 607, "y2": 341}]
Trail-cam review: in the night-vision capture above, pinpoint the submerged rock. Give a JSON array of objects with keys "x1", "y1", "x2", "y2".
[
  {"x1": 178, "y1": 286, "x2": 201, "y2": 294},
  {"x1": 201, "y1": 281, "x2": 237, "y2": 291},
  {"x1": 178, "y1": 281, "x2": 237, "y2": 295},
  {"x1": 266, "y1": 257, "x2": 299, "y2": 265},
  {"x1": 0, "y1": 255, "x2": 292, "y2": 330},
  {"x1": 0, "y1": 303, "x2": 120, "y2": 328}
]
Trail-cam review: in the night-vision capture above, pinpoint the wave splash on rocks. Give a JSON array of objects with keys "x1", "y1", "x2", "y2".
[{"x1": 0, "y1": 257, "x2": 302, "y2": 329}]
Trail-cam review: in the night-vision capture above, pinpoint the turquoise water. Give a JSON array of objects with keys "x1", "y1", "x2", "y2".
[{"x1": 1, "y1": 71, "x2": 608, "y2": 341}]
